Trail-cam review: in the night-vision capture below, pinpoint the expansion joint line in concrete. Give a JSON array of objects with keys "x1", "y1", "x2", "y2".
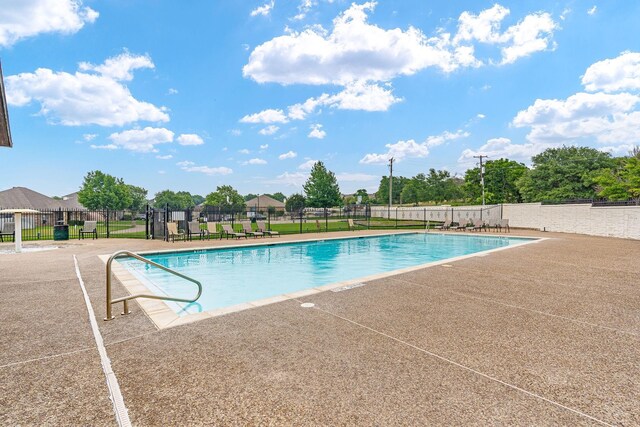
[
  {"x1": 0, "y1": 347, "x2": 94, "y2": 370},
  {"x1": 389, "y1": 277, "x2": 638, "y2": 338},
  {"x1": 306, "y1": 303, "x2": 614, "y2": 427},
  {"x1": 73, "y1": 255, "x2": 132, "y2": 427}
]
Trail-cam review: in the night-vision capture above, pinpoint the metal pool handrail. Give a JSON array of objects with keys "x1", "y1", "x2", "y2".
[{"x1": 105, "y1": 250, "x2": 202, "y2": 321}]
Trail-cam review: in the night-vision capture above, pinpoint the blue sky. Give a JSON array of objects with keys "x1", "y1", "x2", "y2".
[{"x1": 1, "y1": 0, "x2": 639, "y2": 198}]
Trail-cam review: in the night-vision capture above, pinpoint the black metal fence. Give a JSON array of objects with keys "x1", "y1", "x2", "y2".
[
  {"x1": 0, "y1": 203, "x2": 509, "y2": 243},
  {"x1": 0, "y1": 207, "x2": 149, "y2": 241},
  {"x1": 368, "y1": 205, "x2": 503, "y2": 228}
]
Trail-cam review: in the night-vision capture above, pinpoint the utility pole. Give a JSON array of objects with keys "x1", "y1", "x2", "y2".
[
  {"x1": 388, "y1": 157, "x2": 394, "y2": 219},
  {"x1": 473, "y1": 155, "x2": 489, "y2": 206}
]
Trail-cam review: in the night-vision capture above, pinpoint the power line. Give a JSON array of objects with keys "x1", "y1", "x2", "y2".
[
  {"x1": 473, "y1": 155, "x2": 489, "y2": 206},
  {"x1": 388, "y1": 157, "x2": 394, "y2": 218}
]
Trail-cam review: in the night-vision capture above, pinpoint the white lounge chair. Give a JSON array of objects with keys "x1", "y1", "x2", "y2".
[
  {"x1": 241, "y1": 221, "x2": 263, "y2": 238},
  {"x1": 257, "y1": 221, "x2": 279, "y2": 237},
  {"x1": 221, "y1": 224, "x2": 246, "y2": 239},
  {"x1": 166, "y1": 222, "x2": 185, "y2": 242},
  {"x1": 205, "y1": 222, "x2": 219, "y2": 239},
  {"x1": 187, "y1": 221, "x2": 204, "y2": 240}
]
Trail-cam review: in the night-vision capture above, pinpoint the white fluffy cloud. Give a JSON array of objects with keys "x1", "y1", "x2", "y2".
[
  {"x1": 240, "y1": 3, "x2": 555, "y2": 126},
  {"x1": 280, "y1": 82, "x2": 401, "y2": 122},
  {"x1": 513, "y1": 93, "x2": 640, "y2": 145},
  {"x1": 250, "y1": 1, "x2": 274, "y2": 17},
  {"x1": 458, "y1": 137, "x2": 554, "y2": 164},
  {"x1": 587, "y1": 6, "x2": 597, "y2": 16},
  {"x1": 322, "y1": 81, "x2": 401, "y2": 111},
  {"x1": 244, "y1": 2, "x2": 557, "y2": 85},
  {"x1": 244, "y1": 2, "x2": 463, "y2": 85},
  {"x1": 260, "y1": 144, "x2": 269, "y2": 149},
  {"x1": 308, "y1": 123, "x2": 326, "y2": 139},
  {"x1": 177, "y1": 161, "x2": 232, "y2": 176},
  {"x1": 336, "y1": 172, "x2": 377, "y2": 182},
  {"x1": 78, "y1": 52, "x2": 153, "y2": 81},
  {"x1": 292, "y1": 0, "x2": 315, "y2": 21},
  {"x1": 90, "y1": 143, "x2": 117, "y2": 150},
  {"x1": 279, "y1": 151, "x2": 297, "y2": 160},
  {"x1": 513, "y1": 52, "x2": 640, "y2": 149},
  {"x1": 259, "y1": 125, "x2": 280, "y2": 135},
  {"x1": 498, "y1": 12, "x2": 557, "y2": 65},
  {"x1": 156, "y1": 154, "x2": 173, "y2": 160},
  {"x1": 239, "y1": 108, "x2": 289, "y2": 124},
  {"x1": 177, "y1": 134, "x2": 204, "y2": 146},
  {"x1": 0, "y1": 0, "x2": 98, "y2": 47},
  {"x1": 360, "y1": 139, "x2": 427, "y2": 165},
  {"x1": 582, "y1": 51, "x2": 640, "y2": 93},
  {"x1": 269, "y1": 171, "x2": 308, "y2": 187},
  {"x1": 454, "y1": 4, "x2": 510, "y2": 44},
  {"x1": 298, "y1": 159, "x2": 317, "y2": 170},
  {"x1": 455, "y1": 4, "x2": 557, "y2": 65},
  {"x1": 267, "y1": 169, "x2": 376, "y2": 190},
  {"x1": 6, "y1": 53, "x2": 169, "y2": 126},
  {"x1": 360, "y1": 129, "x2": 469, "y2": 164},
  {"x1": 104, "y1": 127, "x2": 174, "y2": 153},
  {"x1": 243, "y1": 158, "x2": 268, "y2": 165}
]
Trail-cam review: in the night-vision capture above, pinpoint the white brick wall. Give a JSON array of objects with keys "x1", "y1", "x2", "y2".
[
  {"x1": 502, "y1": 203, "x2": 640, "y2": 239},
  {"x1": 370, "y1": 205, "x2": 502, "y2": 224},
  {"x1": 368, "y1": 203, "x2": 640, "y2": 239}
]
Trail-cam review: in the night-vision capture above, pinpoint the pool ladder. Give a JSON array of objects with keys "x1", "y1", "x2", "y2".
[{"x1": 105, "y1": 250, "x2": 202, "y2": 321}]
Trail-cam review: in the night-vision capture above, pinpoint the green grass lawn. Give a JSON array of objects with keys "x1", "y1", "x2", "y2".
[
  {"x1": 12, "y1": 218, "x2": 433, "y2": 242},
  {"x1": 18, "y1": 221, "x2": 141, "y2": 241}
]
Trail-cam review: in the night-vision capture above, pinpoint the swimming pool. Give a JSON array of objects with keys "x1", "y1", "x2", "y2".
[{"x1": 117, "y1": 233, "x2": 535, "y2": 317}]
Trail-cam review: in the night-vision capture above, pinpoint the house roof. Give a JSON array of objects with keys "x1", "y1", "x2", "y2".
[
  {"x1": 245, "y1": 195, "x2": 285, "y2": 208},
  {"x1": 61, "y1": 192, "x2": 85, "y2": 209},
  {"x1": 0, "y1": 187, "x2": 75, "y2": 210}
]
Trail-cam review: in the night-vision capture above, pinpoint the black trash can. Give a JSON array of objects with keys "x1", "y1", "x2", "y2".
[{"x1": 53, "y1": 220, "x2": 69, "y2": 241}]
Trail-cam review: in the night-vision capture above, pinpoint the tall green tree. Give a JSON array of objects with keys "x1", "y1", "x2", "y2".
[
  {"x1": 401, "y1": 179, "x2": 423, "y2": 205},
  {"x1": 205, "y1": 185, "x2": 246, "y2": 208},
  {"x1": 423, "y1": 169, "x2": 463, "y2": 202},
  {"x1": 153, "y1": 190, "x2": 193, "y2": 209},
  {"x1": 303, "y1": 161, "x2": 342, "y2": 208},
  {"x1": 285, "y1": 193, "x2": 306, "y2": 212},
  {"x1": 127, "y1": 185, "x2": 148, "y2": 213},
  {"x1": 375, "y1": 176, "x2": 409, "y2": 204},
  {"x1": 269, "y1": 192, "x2": 286, "y2": 202},
  {"x1": 244, "y1": 193, "x2": 258, "y2": 201},
  {"x1": 594, "y1": 156, "x2": 640, "y2": 204},
  {"x1": 176, "y1": 191, "x2": 196, "y2": 209},
  {"x1": 78, "y1": 170, "x2": 131, "y2": 210},
  {"x1": 463, "y1": 159, "x2": 527, "y2": 204},
  {"x1": 517, "y1": 146, "x2": 614, "y2": 202},
  {"x1": 191, "y1": 194, "x2": 205, "y2": 206}
]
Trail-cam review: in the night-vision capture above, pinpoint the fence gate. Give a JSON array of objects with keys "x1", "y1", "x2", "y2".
[{"x1": 151, "y1": 209, "x2": 166, "y2": 241}]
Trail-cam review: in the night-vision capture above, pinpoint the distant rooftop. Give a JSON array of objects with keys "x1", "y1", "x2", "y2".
[
  {"x1": 0, "y1": 187, "x2": 80, "y2": 210},
  {"x1": 245, "y1": 195, "x2": 285, "y2": 208}
]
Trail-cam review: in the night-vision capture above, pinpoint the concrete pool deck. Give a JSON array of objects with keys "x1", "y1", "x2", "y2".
[{"x1": 1, "y1": 230, "x2": 638, "y2": 425}]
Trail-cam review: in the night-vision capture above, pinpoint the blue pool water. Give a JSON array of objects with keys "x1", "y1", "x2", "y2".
[{"x1": 119, "y1": 233, "x2": 533, "y2": 315}]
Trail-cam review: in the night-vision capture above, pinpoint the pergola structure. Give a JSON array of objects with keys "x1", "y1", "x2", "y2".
[{"x1": 0, "y1": 60, "x2": 12, "y2": 148}]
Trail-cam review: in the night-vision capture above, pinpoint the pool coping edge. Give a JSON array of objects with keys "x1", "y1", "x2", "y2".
[{"x1": 100, "y1": 231, "x2": 546, "y2": 330}]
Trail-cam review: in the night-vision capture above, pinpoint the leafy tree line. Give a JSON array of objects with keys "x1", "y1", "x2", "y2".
[
  {"x1": 76, "y1": 161, "x2": 344, "y2": 212},
  {"x1": 370, "y1": 146, "x2": 640, "y2": 205},
  {"x1": 77, "y1": 146, "x2": 640, "y2": 211}
]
